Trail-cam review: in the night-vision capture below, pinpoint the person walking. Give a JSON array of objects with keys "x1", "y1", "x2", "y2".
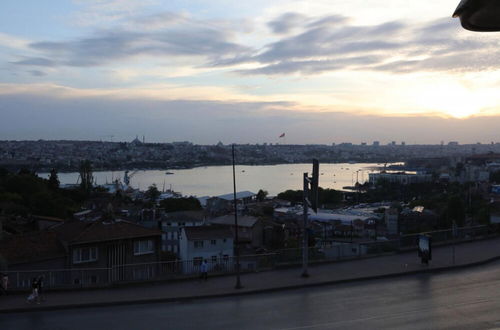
[
  {"x1": 0, "y1": 273, "x2": 8, "y2": 295},
  {"x1": 27, "y1": 278, "x2": 38, "y2": 304},
  {"x1": 36, "y1": 275, "x2": 44, "y2": 302},
  {"x1": 200, "y1": 260, "x2": 208, "y2": 281}
]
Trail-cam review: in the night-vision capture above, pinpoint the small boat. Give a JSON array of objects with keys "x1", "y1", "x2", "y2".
[
  {"x1": 165, "y1": 171, "x2": 174, "y2": 175},
  {"x1": 241, "y1": 170, "x2": 246, "y2": 173}
]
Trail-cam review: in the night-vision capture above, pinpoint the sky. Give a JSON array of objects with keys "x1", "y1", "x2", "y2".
[{"x1": 1, "y1": 0, "x2": 500, "y2": 144}]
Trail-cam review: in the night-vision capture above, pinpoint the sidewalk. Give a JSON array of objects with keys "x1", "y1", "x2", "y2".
[{"x1": 2, "y1": 237, "x2": 500, "y2": 313}]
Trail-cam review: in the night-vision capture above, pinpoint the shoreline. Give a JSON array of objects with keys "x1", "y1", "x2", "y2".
[{"x1": 34, "y1": 162, "x2": 397, "y2": 174}]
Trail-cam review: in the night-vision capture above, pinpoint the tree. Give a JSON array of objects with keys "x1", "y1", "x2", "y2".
[
  {"x1": 79, "y1": 160, "x2": 93, "y2": 195},
  {"x1": 444, "y1": 194, "x2": 466, "y2": 227},
  {"x1": 256, "y1": 189, "x2": 268, "y2": 202},
  {"x1": 48, "y1": 168, "x2": 60, "y2": 190},
  {"x1": 490, "y1": 170, "x2": 500, "y2": 183},
  {"x1": 277, "y1": 190, "x2": 302, "y2": 204},
  {"x1": 145, "y1": 184, "x2": 161, "y2": 204}
]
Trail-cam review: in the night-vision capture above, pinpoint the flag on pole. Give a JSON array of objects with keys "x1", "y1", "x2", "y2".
[{"x1": 279, "y1": 133, "x2": 285, "y2": 138}]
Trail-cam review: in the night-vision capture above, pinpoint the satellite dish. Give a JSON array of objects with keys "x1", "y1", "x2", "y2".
[{"x1": 453, "y1": 0, "x2": 500, "y2": 32}]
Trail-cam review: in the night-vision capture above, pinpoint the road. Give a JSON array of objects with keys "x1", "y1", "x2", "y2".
[{"x1": 2, "y1": 261, "x2": 500, "y2": 330}]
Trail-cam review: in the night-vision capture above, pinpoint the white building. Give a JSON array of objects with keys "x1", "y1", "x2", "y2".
[
  {"x1": 161, "y1": 211, "x2": 205, "y2": 254},
  {"x1": 369, "y1": 172, "x2": 432, "y2": 185},
  {"x1": 179, "y1": 226, "x2": 233, "y2": 274}
]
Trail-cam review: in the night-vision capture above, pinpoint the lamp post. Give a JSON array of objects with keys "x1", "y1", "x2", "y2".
[{"x1": 232, "y1": 144, "x2": 242, "y2": 289}]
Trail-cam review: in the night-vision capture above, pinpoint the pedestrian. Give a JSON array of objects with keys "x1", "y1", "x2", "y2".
[
  {"x1": 27, "y1": 278, "x2": 38, "y2": 304},
  {"x1": 0, "y1": 273, "x2": 8, "y2": 295},
  {"x1": 200, "y1": 260, "x2": 208, "y2": 281},
  {"x1": 36, "y1": 275, "x2": 45, "y2": 302}
]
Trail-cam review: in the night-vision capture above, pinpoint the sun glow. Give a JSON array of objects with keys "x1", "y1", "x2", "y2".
[{"x1": 411, "y1": 82, "x2": 496, "y2": 118}]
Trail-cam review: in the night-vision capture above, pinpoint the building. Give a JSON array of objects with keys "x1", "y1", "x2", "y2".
[
  {"x1": 1, "y1": 219, "x2": 162, "y2": 288},
  {"x1": 385, "y1": 208, "x2": 399, "y2": 235},
  {"x1": 368, "y1": 172, "x2": 432, "y2": 185},
  {"x1": 52, "y1": 219, "x2": 161, "y2": 284},
  {"x1": 208, "y1": 214, "x2": 263, "y2": 248},
  {"x1": 0, "y1": 231, "x2": 66, "y2": 276},
  {"x1": 205, "y1": 191, "x2": 256, "y2": 215},
  {"x1": 161, "y1": 211, "x2": 206, "y2": 254},
  {"x1": 179, "y1": 226, "x2": 233, "y2": 274}
]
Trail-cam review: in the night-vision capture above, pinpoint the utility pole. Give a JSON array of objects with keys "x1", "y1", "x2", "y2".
[
  {"x1": 302, "y1": 159, "x2": 319, "y2": 278},
  {"x1": 232, "y1": 144, "x2": 242, "y2": 289}
]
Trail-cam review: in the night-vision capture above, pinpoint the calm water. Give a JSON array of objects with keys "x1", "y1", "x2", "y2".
[{"x1": 39, "y1": 163, "x2": 390, "y2": 197}]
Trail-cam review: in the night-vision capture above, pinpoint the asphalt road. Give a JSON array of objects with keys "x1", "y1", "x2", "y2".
[{"x1": 2, "y1": 261, "x2": 500, "y2": 330}]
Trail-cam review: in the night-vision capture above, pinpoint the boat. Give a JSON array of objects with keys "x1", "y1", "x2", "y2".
[{"x1": 165, "y1": 171, "x2": 174, "y2": 175}]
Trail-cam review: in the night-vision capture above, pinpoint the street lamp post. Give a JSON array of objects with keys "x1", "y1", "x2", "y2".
[{"x1": 232, "y1": 144, "x2": 243, "y2": 289}]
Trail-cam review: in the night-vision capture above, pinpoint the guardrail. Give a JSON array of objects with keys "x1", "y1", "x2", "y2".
[{"x1": 2, "y1": 225, "x2": 498, "y2": 291}]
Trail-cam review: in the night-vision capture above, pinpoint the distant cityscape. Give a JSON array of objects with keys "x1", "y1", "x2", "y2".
[{"x1": 2, "y1": 138, "x2": 500, "y2": 172}]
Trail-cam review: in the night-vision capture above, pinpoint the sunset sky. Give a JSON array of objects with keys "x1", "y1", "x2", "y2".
[{"x1": 1, "y1": 0, "x2": 500, "y2": 144}]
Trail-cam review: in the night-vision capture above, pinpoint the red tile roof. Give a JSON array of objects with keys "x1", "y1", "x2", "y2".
[
  {"x1": 0, "y1": 231, "x2": 65, "y2": 265},
  {"x1": 52, "y1": 219, "x2": 160, "y2": 245}
]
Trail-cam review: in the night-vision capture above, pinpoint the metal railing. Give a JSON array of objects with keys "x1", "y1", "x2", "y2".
[{"x1": 2, "y1": 225, "x2": 498, "y2": 291}]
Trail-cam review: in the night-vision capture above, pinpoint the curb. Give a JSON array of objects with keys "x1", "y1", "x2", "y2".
[{"x1": 2, "y1": 254, "x2": 500, "y2": 314}]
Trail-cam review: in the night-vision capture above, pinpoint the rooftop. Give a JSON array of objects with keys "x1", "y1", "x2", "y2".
[
  {"x1": 0, "y1": 231, "x2": 65, "y2": 265},
  {"x1": 183, "y1": 226, "x2": 233, "y2": 241},
  {"x1": 213, "y1": 191, "x2": 256, "y2": 201},
  {"x1": 52, "y1": 219, "x2": 161, "y2": 245},
  {"x1": 209, "y1": 214, "x2": 258, "y2": 228}
]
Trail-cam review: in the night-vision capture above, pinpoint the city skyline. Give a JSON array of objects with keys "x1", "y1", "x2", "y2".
[{"x1": 2, "y1": 0, "x2": 500, "y2": 144}]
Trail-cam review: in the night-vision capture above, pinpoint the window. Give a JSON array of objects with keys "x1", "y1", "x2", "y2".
[
  {"x1": 134, "y1": 240, "x2": 154, "y2": 255},
  {"x1": 194, "y1": 240, "x2": 204, "y2": 248},
  {"x1": 73, "y1": 247, "x2": 98, "y2": 264},
  {"x1": 193, "y1": 257, "x2": 203, "y2": 266},
  {"x1": 211, "y1": 239, "x2": 217, "y2": 245},
  {"x1": 211, "y1": 255, "x2": 217, "y2": 263},
  {"x1": 223, "y1": 255, "x2": 229, "y2": 262},
  {"x1": 173, "y1": 245, "x2": 178, "y2": 253}
]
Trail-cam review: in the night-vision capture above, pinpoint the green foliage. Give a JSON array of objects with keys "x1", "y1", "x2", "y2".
[
  {"x1": 79, "y1": 160, "x2": 93, "y2": 194},
  {"x1": 145, "y1": 184, "x2": 161, "y2": 204},
  {"x1": 48, "y1": 168, "x2": 60, "y2": 190},
  {"x1": 318, "y1": 188, "x2": 343, "y2": 206},
  {"x1": 490, "y1": 170, "x2": 500, "y2": 183},
  {"x1": 443, "y1": 194, "x2": 466, "y2": 227},
  {"x1": 256, "y1": 189, "x2": 268, "y2": 202},
  {"x1": 0, "y1": 170, "x2": 80, "y2": 218},
  {"x1": 159, "y1": 197, "x2": 202, "y2": 212},
  {"x1": 277, "y1": 190, "x2": 302, "y2": 204},
  {"x1": 277, "y1": 188, "x2": 343, "y2": 207}
]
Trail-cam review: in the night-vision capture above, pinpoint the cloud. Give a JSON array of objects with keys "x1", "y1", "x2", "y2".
[
  {"x1": 267, "y1": 12, "x2": 308, "y2": 34},
  {"x1": 11, "y1": 57, "x2": 55, "y2": 67},
  {"x1": 27, "y1": 70, "x2": 46, "y2": 77},
  {"x1": 234, "y1": 14, "x2": 500, "y2": 75},
  {"x1": 7, "y1": 9, "x2": 500, "y2": 78},
  {"x1": 12, "y1": 12, "x2": 253, "y2": 68}
]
